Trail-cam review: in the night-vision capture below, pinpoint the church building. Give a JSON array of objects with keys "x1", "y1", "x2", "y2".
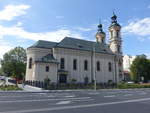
[{"x1": 25, "y1": 14, "x2": 124, "y2": 84}]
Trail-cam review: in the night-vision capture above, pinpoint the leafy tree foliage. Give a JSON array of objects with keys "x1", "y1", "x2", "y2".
[
  {"x1": 130, "y1": 54, "x2": 150, "y2": 82},
  {"x1": 0, "y1": 47, "x2": 26, "y2": 80}
]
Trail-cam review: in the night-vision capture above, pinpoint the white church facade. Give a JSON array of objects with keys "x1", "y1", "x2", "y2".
[{"x1": 25, "y1": 14, "x2": 124, "y2": 84}]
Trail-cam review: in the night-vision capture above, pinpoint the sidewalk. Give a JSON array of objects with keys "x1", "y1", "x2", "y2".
[
  {"x1": 18, "y1": 84, "x2": 43, "y2": 92},
  {"x1": 0, "y1": 80, "x2": 4, "y2": 86}
]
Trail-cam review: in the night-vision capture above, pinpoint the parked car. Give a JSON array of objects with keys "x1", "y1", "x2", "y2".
[
  {"x1": 0, "y1": 76, "x2": 5, "y2": 81},
  {"x1": 7, "y1": 78, "x2": 17, "y2": 84},
  {"x1": 127, "y1": 81, "x2": 134, "y2": 84}
]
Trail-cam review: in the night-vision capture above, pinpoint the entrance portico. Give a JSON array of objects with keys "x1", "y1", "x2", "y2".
[{"x1": 58, "y1": 70, "x2": 68, "y2": 83}]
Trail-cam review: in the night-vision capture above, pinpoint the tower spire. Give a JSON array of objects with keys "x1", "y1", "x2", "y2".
[
  {"x1": 109, "y1": 13, "x2": 121, "y2": 54},
  {"x1": 97, "y1": 18, "x2": 104, "y2": 33},
  {"x1": 95, "y1": 20, "x2": 106, "y2": 43},
  {"x1": 111, "y1": 12, "x2": 117, "y2": 24},
  {"x1": 109, "y1": 13, "x2": 123, "y2": 82}
]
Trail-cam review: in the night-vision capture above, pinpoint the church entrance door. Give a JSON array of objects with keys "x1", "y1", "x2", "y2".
[{"x1": 59, "y1": 74, "x2": 67, "y2": 83}]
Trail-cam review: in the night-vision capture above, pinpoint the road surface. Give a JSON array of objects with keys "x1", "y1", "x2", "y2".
[{"x1": 0, "y1": 89, "x2": 150, "y2": 113}]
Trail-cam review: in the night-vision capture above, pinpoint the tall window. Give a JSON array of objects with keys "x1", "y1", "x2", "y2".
[
  {"x1": 29, "y1": 58, "x2": 32, "y2": 69},
  {"x1": 84, "y1": 60, "x2": 88, "y2": 71},
  {"x1": 108, "y1": 62, "x2": 112, "y2": 72},
  {"x1": 110, "y1": 31, "x2": 113, "y2": 38},
  {"x1": 118, "y1": 45, "x2": 120, "y2": 53},
  {"x1": 97, "y1": 61, "x2": 100, "y2": 71},
  {"x1": 116, "y1": 30, "x2": 119, "y2": 37},
  {"x1": 46, "y1": 66, "x2": 49, "y2": 72},
  {"x1": 60, "y1": 58, "x2": 65, "y2": 69},
  {"x1": 73, "y1": 59, "x2": 77, "y2": 70}
]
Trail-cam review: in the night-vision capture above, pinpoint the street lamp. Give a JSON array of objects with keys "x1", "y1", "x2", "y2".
[{"x1": 93, "y1": 43, "x2": 96, "y2": 90}]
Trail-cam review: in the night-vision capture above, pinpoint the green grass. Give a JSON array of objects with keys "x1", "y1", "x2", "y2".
[
  {"x1": 0, "y1": 85, "x2": 22, "y2": 91},
  {"x1": 117, "y1": 83, "x2": 150, "y2": 89}
]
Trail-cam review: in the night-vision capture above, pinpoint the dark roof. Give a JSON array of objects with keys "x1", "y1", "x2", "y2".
[
  {"x1": 56, "y1": 37, "x2": 114, "y2": 55},
  {"x1": 29, "y1": 40, "x2": 57, "y2": 49},
  {"x1": 109, "y1": 23, "x2": 121, "y2": 28},
  {"x1": 29, "y1": 37, "x2": 114, "y2": 55},
  {"x1": 35, "y1": 54, "x2": 59, "y2": 64}
]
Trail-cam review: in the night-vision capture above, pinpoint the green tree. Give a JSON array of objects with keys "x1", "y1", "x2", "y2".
[
  {"x1": 130, "y1": 54, "x2": 150, "y2": 82},
  {"x1": 0, "y1": 47, "x2": 26, "y2": 82}
]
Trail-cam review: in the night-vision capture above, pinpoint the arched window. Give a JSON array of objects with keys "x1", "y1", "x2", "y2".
[
  {"x1": 60, "y1": 58, "x2": 65, "y2": 69},
  {"x1": 84, "y1": 60, "x2": 88, "y2": 71},
  {"x1": 116, "y1": 30, "x2": 119, "y2": 37},
  {"x1": 97, "y1": 61, "x2": 100, "y2": 71},
  {"x1": 118, "y1": 45, "x2": 120, "y2": 53},
  {"x1": 46, "y1": 66, "x2": 49, "y2": 72},
  {"x1": 110, "y1": 31, "x2": 113, "y2": 38},
  {"x1": 73, "y1": 59, "x2": 77, "y2": 70},
  {"x1": 108, "y1": 62, "x2": 112, "y2": 72},
  {"x1": 29, "y1": 57, "x2": 32, "y2": 69}
]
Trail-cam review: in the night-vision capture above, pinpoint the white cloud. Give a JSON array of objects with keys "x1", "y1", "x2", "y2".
[
  {"x1": 0, "y1": 45, "x2": 13, "y2": 58},
  {"x1": 0, "y1": 25, "x2": 85, "y2": 42},
  {"x1": 16, "y1": 22, "x2": 23, "y2": 27},
  {"x1": 0, "y1": 4, "x2": 30, "y2": 21},
  {"x1": 122, "y1": 17, "x2": 150, "y2": 37},
  {"x1": 137, "y1": 37, "x2": 145, "y2": 42},
  {"x1": 0, "y1": 24, "x2": 85, "y2": 58},
  {"x1": 0, "y1": 39, "x2": 14, "y2": 58},
  {"x1": 145, "y1": 53, "x2": 150, "y2": 58},
  {"x1": 76, "y1": 27, "x2": 93, "y2": 32},
  {"x1": 0, "y1": 4, "x2": 85, "y2": 58}
]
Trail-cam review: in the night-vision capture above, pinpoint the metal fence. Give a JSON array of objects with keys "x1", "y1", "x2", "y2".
[{"x1": 25, "y1": 80, "x2": 117, "y2": 90}]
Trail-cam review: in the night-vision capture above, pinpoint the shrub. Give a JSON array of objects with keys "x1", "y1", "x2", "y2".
[
  {"x1": 117, "y1": 83, "x2": 150, "y2": 89},
  {"x1": 0, "y1": 85, "x2": 22, "y2": 91}
]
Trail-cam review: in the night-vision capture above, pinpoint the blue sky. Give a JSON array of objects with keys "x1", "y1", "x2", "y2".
[{"x1": 0, "y1": 0, "x2": 150, "y2": 58}]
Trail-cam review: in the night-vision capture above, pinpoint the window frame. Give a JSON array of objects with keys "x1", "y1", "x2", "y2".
[
  {"x1": 97, "y1": 61, "x2": 100, "y2": 71},
  {"x1": 60, "y1": 58, "x2": 65, "y2": 69},
  {"x1": 110, "y1": 31, "x2": 113, "y2": 38},
  {"x1": 84, "y1": 60, "x2": 88, "y2": 71},
  {"x1": 73, "y1": 59, "x2": 77, "y2": 70},
  {"x1": 45, "y1": 66, "x2": 49, "y2": 72},
  {"x1": 29, "y1": 57, "x2": 32, "y2": 69},
  {"x1": 108, "y1": 62, "x2": 112, "y2": 72}
]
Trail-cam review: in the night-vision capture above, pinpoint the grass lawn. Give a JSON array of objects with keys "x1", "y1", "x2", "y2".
[
  {"x1": 0, "y1": 85, "x2": 22, "y2": 91},
  {"x1": 117, "y1": 83, "x2": 150, "y2": 89}
]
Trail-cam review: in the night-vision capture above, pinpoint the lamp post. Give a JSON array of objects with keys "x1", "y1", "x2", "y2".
[{"x1": 93, "y1": 43, "x2": 96, "y2": 90}]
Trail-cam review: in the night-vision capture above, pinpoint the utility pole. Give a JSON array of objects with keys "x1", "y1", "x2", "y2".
[{"x1": 93, "y1": 43, "x2": 96, "y2": 91}]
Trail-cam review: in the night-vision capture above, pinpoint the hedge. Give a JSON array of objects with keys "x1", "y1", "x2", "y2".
[
  {"x1": 0, "y1": 85, "x2": 22, "y2": 91},
  {"x1": 117, "y1": 83, "x2": 150, "y2": 89}
]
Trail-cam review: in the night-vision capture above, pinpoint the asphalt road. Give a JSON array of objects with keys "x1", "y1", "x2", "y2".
[{"x1": 0, "y1": 89, "x2": 150, "y2": 113}]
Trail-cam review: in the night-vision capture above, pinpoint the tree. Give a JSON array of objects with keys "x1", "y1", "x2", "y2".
[
  {"x1": 0, "y1": 47, "x2": 26, "y2": 82},
  {"x1": 130, "y1": 54, "x2": 150, "y2": 82}
]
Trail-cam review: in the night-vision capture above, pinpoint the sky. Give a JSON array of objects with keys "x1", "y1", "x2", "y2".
[{"x1": 0, "y1": 0, "x2": 150, "y2": 58}]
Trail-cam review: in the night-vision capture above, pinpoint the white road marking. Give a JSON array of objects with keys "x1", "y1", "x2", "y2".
[
  {"x1": 0, "y1": 95, "x2": 56, "y2": 98},
  {"x1": 139, "y1": 92, "x2": 147, "y2": 95},
  {"x1": 88, "y1": 92, "x2": 99, "y2": 95},
  {"x1": 0, "y1": 97, "x2": 91, "y2": 103},
  {"x1": 56, "y1": 101, "x2": 71, "y2": 105},
  {"x1": 104, "y1": 95, "x2": 116, "y2": 98},
  {"x1": 2, "y1": 97, "x2": 150, "y2": 113},
  {"x1": 73, "y1": 99, "x2": 94, "y2": 102},
  {"x1": 65, "y1": 95, "x2": 75, "y2": 98},
  {"x1": 56, "y1": 98, "x2": 94, "y2": 105},
  {"x1": 124, "y1": 94, "x2": 132, "y2": 96}
]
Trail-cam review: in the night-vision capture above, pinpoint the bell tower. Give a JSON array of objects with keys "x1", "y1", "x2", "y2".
[
  {"x1": 109, "y1": 13, "x2": 123, "y2": 82},
  {"x1": 109, "y1": 13, "x2": 122, "y2": 54},
  {"x1": 96, "y1": 23, "x2": 106, "y2": 44}
]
